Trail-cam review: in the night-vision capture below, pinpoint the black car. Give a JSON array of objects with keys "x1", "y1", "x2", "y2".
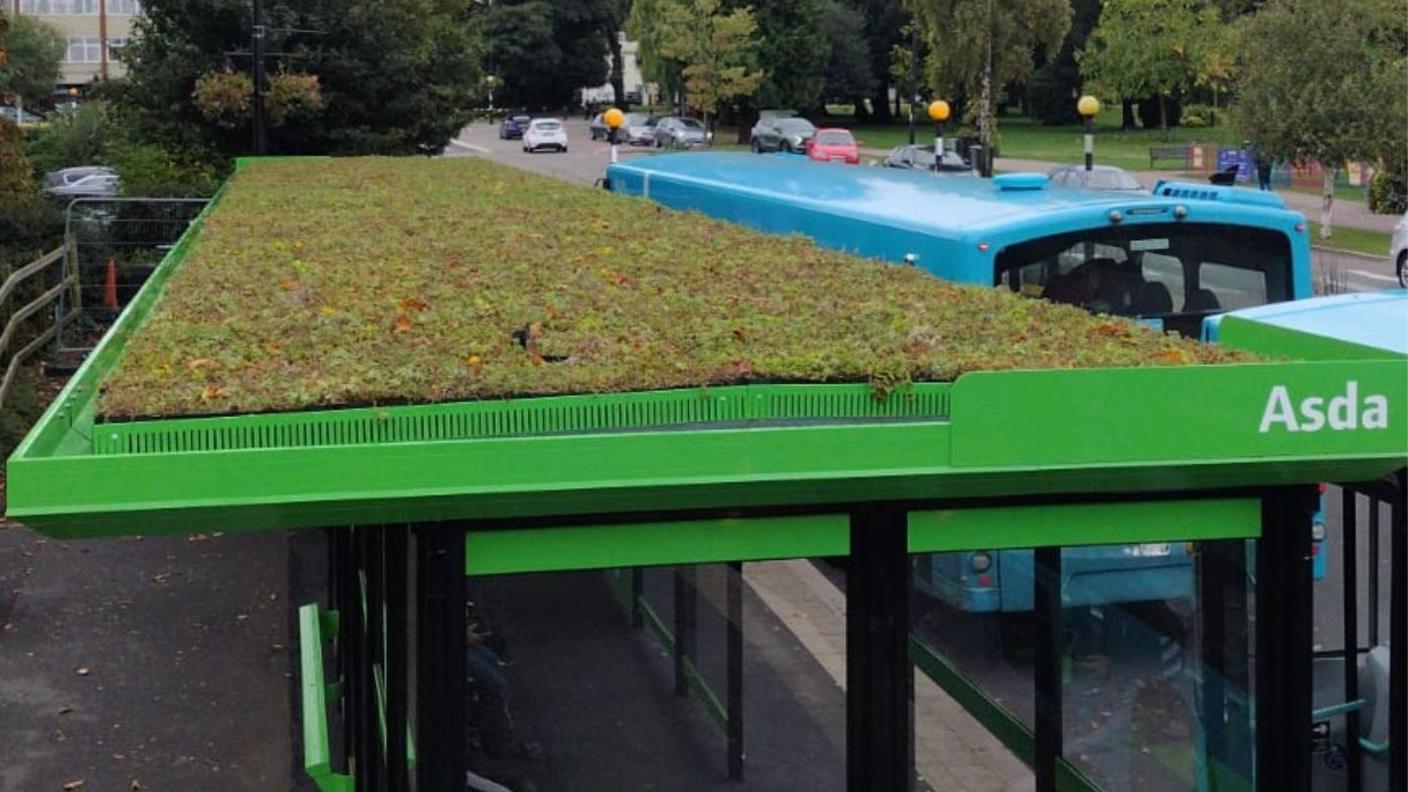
[
  {"x1": 498, "y1": 115, "x2": 531, "y2": 140},
  {"x1": 881, "y1": 145, "x2": 971, "y2": 173}
]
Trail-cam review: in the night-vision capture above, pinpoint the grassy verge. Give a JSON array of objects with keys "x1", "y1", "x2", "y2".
[{"x1": 1307, "y1": 222, "x2": 1392, "y2": 257}]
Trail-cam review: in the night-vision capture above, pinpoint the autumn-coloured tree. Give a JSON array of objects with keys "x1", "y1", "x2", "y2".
[{"x1": 657, "y1": 0, "x2": 764, "y2": 129}]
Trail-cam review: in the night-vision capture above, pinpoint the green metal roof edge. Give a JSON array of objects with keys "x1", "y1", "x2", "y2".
[{"x1": 1217, "y1": 315, "x2": 1405, "y2": 362}]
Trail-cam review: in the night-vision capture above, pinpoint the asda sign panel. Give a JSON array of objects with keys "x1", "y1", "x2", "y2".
[{"x1": 950, "y1": 360, "x2": 1408, "y2": 469}]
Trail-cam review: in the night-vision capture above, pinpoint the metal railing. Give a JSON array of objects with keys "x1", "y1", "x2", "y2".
[{"x1": 0, "y1": 247, "x2": 77, "y2": 410}]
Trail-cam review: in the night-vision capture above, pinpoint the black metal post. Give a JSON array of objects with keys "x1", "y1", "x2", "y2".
[
  {"x1": 933, "y1": 120, "x2": 944, "y2": 174},
  {"x1": 335, "y1": 528, "x2": 357, "y2": 769},
  {"x1": 1083, "y1": 117, "x2": 1094, "y2": 172},
  {"x1": 1389, "y1": 472, "x2": 1406, "y2": 792},
  {"x1": 630, "y1": 567, "x2": 644, "y2": 629},
  {"x1": 1342, "y1": 491, "x2": 1362, "y2": 792},
  {"x1": 1255, "y1": 487, "x2": 1316, "y2": 792},
  {"x1": 1034, "y1": 546, "x2": 1063, "y2": 792},
  {"x1": 366, "y1": 529, "x2": 387, "y2": 791},
  {"x1": 347, "y1": 528, "x2": 367, "y2": 792},
  {"x1": 415, "y1": 526, "x2": 466, "y2": 792},
  {"x1": 673, "y1": 566, "x2": 689, "y2": 697},
  {"x1": 385, "y1": 528, "x2": 409, "y2": 792},
  {"x1": 846, "y1": 503, "x2": 910, "y2": 792},
  {"x1": 1196, "y1": 539, "x2": 1252, "y2": 787},
  {"x1": 726, "y1": 561, "x2": 744, "y2": 782},
  {"x1": 1368, "y1": 503, "x2": 1380, "y2": 647},
  {"x1": 250, "y1": 0, "x2": 267, "y2": 155}
]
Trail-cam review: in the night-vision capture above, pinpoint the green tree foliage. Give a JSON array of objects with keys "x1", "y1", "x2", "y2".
[
  {"x1": 1077, "y1": 0, "x2": 1218, "y2": 136},
  {"x1": 482, "y1": 0, "x2": 611, "y2": 110},
  {"x1": 1026, "y1": 0, "x2": 1099, "y2": 125},
  {"x1": 660, "y1": 0, "x2": 764, "y2": 125},
  {"x1": 906, "y1": 0, "x2": 1071, "y2": 141},
  {"x1": 747, "y1": 0, "x2": 830, "y2": 112},
  {"x1": 858, "y1": 0, "x2": 910, "y2": 120},
  {"x1": 818, "y1": 0, "x2": 876, "y2": 109},
  {"x1": 626, "y1": 0, "x2": 685, "y2": 104},
  {"x1": 119, "y1": 0, "x2": 482, "y2": 157},
  {"x1": 1234, "y1": 0, "x2": 1408, "y2": 236},
  {"x1": 0, "y1": 12, "x2": 63, "y2": 118}
]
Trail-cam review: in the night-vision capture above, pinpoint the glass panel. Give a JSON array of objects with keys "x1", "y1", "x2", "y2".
[
  {"x1": 1197, "y1": 262, "x2": 1267, "y2": 311},
  {"x1": 1059, "y1": 539, "x2": 1255, "y2": 791},
  {"x1": 910, "y1": 550, "x2": 1034, "y2": 791},
  {"x1": 466, "y1": 559, "x2": 844, "y2": 790}
]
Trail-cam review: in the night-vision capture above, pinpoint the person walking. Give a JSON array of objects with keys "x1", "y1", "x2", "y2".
[{"x1": 1255, "y1": 150, "x2": 1274, "y2": 191}]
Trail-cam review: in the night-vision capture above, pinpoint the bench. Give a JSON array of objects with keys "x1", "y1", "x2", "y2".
[{"x1": 1149, "y1": 145, "x2": 1189, "y2": 169}]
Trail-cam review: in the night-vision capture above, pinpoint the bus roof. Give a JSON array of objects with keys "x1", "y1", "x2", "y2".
[
  {"x1": 1217, "y1": 290, "x2": 1408, "y2": 357},
  {"x1": 608, "y1": 152, "x2": 1300, "y2": 236}
]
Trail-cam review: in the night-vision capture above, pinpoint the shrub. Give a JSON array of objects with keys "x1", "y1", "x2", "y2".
[
  {"x1": 265, "y1": 72, "x2": 322, "y2": 127},
  {"x1": 192, "y1": 70, "x2": 253, "y2": 128},
  {"x1": 1368, "y1": 169, "x2": 1407, "y2": 215},
  {"x1": 22, "y1": 100, "x2": 118, "y2": 176},
  {"x1": 109, "y1": 141, "x2": 220, "y2": 198}
]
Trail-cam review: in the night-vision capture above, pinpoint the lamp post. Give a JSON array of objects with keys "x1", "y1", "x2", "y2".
[
  {"x1": 1077, "y1": 95, "x2": 1101, "y2": 172},
  {"x1": 604, "y1": 107, "x2": 625, "y2": 165},
  {"x1": 927, "y1": 100, "x2": 951, "y2": 174}
]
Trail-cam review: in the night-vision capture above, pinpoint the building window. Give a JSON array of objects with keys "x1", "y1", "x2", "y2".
[
  {"x1": 64, "y1": 37, "x2": 102, "y2": 63},
  {"x1": 106, "y1": 0, "x2": 142, "y2": 14},
  {"x1": 20, "y1": 0, "x2": 99, "y2": 13},
  {"x1": 106, "y1": 36, "x2": 128, "y2": 60}
]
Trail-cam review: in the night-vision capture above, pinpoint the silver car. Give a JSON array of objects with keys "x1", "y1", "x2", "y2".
[
  {"x1": 621, "y1": 113, "x2": 657, "y2": 146},
  {"x1": 1048, "y1": 165, "x2": 1146, "y2": 192},
  {"x1": 45, "y1": 171, "x2": 120, "y2": 198},
  {"x1": 653, "y1": 117, "x2": 709, "y2": 149},
  {"x1": 750, "y1": 117, "x2": 816, "y2": 153}
]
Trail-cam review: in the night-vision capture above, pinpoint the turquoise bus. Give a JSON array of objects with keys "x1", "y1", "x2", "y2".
[{"x1": 606, "y1": 152, "x2": 1316, "y2": 614}]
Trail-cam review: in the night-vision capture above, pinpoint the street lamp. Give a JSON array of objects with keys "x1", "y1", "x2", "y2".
[
  {"x1": 927, "y1": 100, "x2": 951, "y2": 175},
  {"x1": 604, "y1": 107, "x2": 625, "y2": 165},
  {"x1": 1077, "y1": 95, "x2": 1101, "y2": 172}
]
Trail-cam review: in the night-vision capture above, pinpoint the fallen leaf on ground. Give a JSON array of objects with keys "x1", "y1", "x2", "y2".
[
  {"x1": 63, "y1": 781, "x2": 84, "y2": 790},
  {"x1": 75, "y1": 667, "x2": 90, "y2": 676}
]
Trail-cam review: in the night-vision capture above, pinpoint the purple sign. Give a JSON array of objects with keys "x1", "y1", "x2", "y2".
[{"x1": 1217, "y1": 149, "x2": 1253, "y2": 182}]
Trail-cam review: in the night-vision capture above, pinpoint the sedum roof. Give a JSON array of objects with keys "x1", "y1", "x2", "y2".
[{"x1": 96, "y1": 157, "x2": 1247, "y2": 420}]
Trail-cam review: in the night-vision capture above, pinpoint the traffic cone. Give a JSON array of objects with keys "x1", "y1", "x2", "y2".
[{"x1": 103, "y1": 258, "x2": 118, "y2": 310}]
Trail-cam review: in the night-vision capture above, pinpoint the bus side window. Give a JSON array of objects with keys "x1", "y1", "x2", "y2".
[
  {"x1": 1138, "y1": 252, "x2": 1186, "y2": 312},
  {"x1": 1198, "y1": 261, "x2": 1268, "y2": 310}
]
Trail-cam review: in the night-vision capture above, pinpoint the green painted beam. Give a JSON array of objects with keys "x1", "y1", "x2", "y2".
[
  {"x1": 298, "y1": 604, "x2": 353, "y2": 792},
  {"x1": 908, "y1": 498, "x2": 1260, "y2": 553},
  {"x1": 467, "y1": 515, "x2": 848, "y2": 575}
]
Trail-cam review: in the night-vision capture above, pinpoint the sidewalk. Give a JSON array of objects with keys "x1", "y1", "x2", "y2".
[{"x1": 861, "y1": 149, "x2": 1399, "y2": 235}]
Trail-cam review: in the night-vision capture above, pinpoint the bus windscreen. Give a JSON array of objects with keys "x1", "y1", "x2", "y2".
[{"x1": 995, "y1": 223, "x2": 1292, "y2": 335}]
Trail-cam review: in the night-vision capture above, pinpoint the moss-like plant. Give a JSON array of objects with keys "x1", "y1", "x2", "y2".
[{"x1": 97, "y1": 157, "x2": 1250, "y2": 419}]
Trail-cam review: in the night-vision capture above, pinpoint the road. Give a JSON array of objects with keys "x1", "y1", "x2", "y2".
[{"x1": 452, "y1": 118, "x2": 1402, "y2": 294}]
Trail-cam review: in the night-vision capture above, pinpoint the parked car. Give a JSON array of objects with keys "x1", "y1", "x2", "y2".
[
  {"x1": 45, "y1": 172, "x2": 120, "y2": 198},
  {"x1": 806, "y1": 128, "x2": 860, "y2": 164},
  {"x1": 750, "y1": 117, "x2": 816, "y2": 153},
  {"x1": 523, "y1": 118, "x2": 568, "y2": 153},
  {"x1": 1, "y1": 105, "x2": 45, "y2": 126},
  {"x1": 1049, "y1": 164, "x2": 1146, "y2": 192},
  {"x1": 44, "y1": 165, "x2": 117, "y2": 190},
  {"x1": 622, "y1": 113, "x2": 657, "y2": 146},
  {"x1": 653, "y1": 116, "x2": 709, "y2": 149},
  {"x1": 589, "y1": 113, "x2": 610, "y2": 140},
  {"x1": 498, "y1": 114, "x2": 531, "y2": 140},
  {"x1": 1391, "y1": 210, "x2": 1408, "y2": 287},
  {"x1": 880, "y1": 145, "x2": 971, "y2": 173}
]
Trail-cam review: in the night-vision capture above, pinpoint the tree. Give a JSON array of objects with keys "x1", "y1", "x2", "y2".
[
  {"x1": 0, "y1": 12, "x2": 63, "y2": 125},
  {"x1": 1234, "y1": 0, "x2": 1408, "y2": 237},
  {"x1": 1077, "y1": 0, "x2": 1217, "y2": 137},
  {"x1": 859, "y1": 0, "x2": 910, "y2": 121},
  {"x1": 626, "y1": 0, "x2": 685, "y2": 106},
  {"x1": 118, "y1": 0, "x2": 482, "y2": 157},
  {"x1": 1025, "y1": 0, "x2": 1099, "y2": 125},
  {"x1": 483, "y1": 3, "x2": 562, "y2": 109},
  {"x1": 906, "y1": 0, "x2": 1071, "y2": 152},
  {"x1": 818, "y1": 0, "x2": 876, "y2": 114},
  {"x1": 481, "y1": 0, "x2": 614, "y2": 110},
  {"x1": 659, "y1": 0, "x2": 764, "y2": 127},
  {"x1": 748, "y1": 0, "x2": 830, "y2": 113}
]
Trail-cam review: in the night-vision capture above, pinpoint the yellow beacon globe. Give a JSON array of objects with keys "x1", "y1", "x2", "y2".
[
  {"x1": 927, "y1": 100, "x2": 951, "y2": 123},
  {"x1": 603, "y1": 107, "x2": 625, "y2": 129},
  {"x1": 1077, "y1": 95, "x2": 1101, "y2": 118}
]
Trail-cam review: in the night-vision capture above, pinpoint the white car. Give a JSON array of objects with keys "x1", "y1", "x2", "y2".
[
  {"x1": 522, "y1": 119, "x2": 567, "y2": 154},
  {"x1": 1391, "y1": 210, "x2": 1407, "y2": 287}
]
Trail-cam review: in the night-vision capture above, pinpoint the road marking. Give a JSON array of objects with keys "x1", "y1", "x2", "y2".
[
  {"x1": 448, "y1": 139, "x2": 490, "y2": 154},
  {"x1": 1346, "y1": 270, "x2": 1400, "y2": 284}
]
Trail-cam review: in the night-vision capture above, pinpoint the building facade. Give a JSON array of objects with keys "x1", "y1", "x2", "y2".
[
  {"x1": 10, "y1": 0, "x2": 141, "y2": 87},
  {"x1": 581, "y1": 32, "x2": 654, "y2": 107}
]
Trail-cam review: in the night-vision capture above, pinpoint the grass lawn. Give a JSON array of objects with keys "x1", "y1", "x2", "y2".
[
  {"x1": 799, "y1": 110, "x2": 1241, "y2": 172},
  {"x1": 98, "y1": 157, "x2": 1245, "y2": 419},
  {"x1": 1284, "y1": 182, "x2": 1372, "y2": 203},
  {"x1": 1307, "y1": 222, "x2": 1392, "y2": 258}
]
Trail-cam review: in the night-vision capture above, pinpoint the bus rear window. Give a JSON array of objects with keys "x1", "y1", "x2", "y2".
[{"x1": 995, "y1": 223, "x2": 1291, "y2": 322}]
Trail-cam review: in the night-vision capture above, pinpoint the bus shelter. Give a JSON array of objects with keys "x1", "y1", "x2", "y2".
[{"x1": 7, "y1": 164, "x2": 1405, "y2": 792}]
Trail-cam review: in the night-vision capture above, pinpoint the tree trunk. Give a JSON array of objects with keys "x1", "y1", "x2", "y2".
[
  {"x1": 736, "y1": 106, "x2": 757, "y2": 145},
  {"x1": 871, "y1": 80, "x2": 893, "y2": 122},
  {"x1": 852, "y1": 96, "x2": 871, "y2": 122},
  {"x1": 1121, "y1": 98, "x2": 1137, "y2": 130},
  {"x1": 1320, "y1": 166, "x2": 1336, "y2": 240},
  {"x1": 1158, "y1": 93, "x2": 1168, "y2": 140},
  {"x1": 608, "y1": 31, "x2": 626, "y2": 110},
  {"x1": 15, "y1": 96, "x2": 23, "y2": 128}
]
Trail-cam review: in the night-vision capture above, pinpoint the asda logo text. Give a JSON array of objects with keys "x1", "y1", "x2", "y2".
[{"x1": 1259, "y1": 381, "x2": 1389, "y2": 433}]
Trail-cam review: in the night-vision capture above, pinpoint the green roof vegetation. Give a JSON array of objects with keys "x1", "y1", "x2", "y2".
[{"x1": 96, "y1": 157, "x2": 1249, "y2": 420}]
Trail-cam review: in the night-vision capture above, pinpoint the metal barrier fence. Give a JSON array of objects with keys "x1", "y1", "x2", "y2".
[
  {"x1": 58, "y1": 197, "x2": 209, "y2": 353},
  {"x1": 0, "y1": 247, "x2": 75, "y2": 410}
]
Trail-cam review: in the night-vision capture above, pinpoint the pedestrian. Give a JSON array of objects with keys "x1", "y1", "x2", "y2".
[{"x1": 1255, "y1": 150, "x2": 1273, "y2": 192}]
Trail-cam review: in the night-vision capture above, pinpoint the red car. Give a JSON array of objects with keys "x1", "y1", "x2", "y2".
[{"x1": 806, "y1": 128, "x2": 860, "y2": 164}]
